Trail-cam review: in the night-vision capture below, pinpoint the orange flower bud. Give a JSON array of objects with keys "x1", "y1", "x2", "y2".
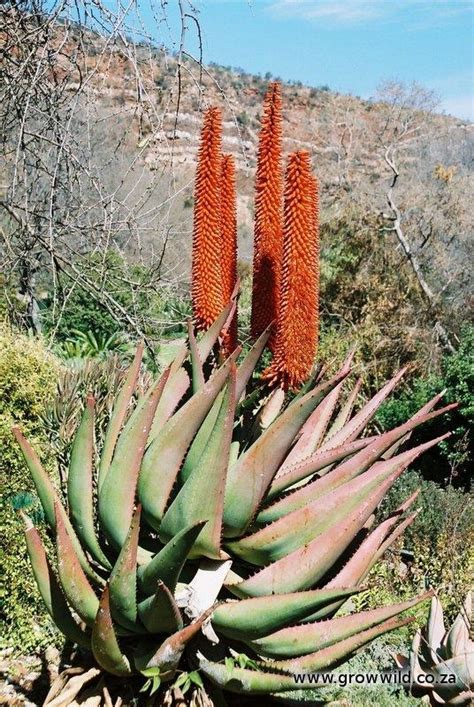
[
  {"x1": 220, "y1": 154, "x2": 238, "y2": 354},
  {"x1": 192, "y1": 107, "x2": 224, "y2": 331},
  {"x1": 251, "y1": 82, "x2": 284, "y2": 347},
  {"x1": 265, "y1": 151, "x2": 320, "y2": 390}
]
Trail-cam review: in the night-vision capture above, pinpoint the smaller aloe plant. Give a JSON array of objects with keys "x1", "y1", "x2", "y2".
[{"x1": 394, "y1": 593, "x2": 474, "y2": 705}]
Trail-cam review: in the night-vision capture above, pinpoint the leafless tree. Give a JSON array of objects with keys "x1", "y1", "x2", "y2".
[
  {"x1": 373, "y1": 80, "x2": 472, "y2": 352},
  {"x1": 0, "y1": 0, "x2": 204, "y2": 353}
]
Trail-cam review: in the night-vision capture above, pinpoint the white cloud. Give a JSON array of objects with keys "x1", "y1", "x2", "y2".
[{"x1": 267, "y1": 0, "x2": 472, "y2": 25}]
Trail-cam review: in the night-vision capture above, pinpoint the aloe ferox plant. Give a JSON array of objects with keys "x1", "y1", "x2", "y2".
[
  {"x1": 14, "y1": 83, "x2": 457, "y2": 704},
  {"x1": 15, "y1": 319, "x2": 455, "y2": 701},
  {"x1": 395, "y1": 592, "x2": 474, "y2": 705}
]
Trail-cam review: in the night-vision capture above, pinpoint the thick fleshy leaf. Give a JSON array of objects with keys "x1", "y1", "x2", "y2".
[
  {"x1": 197, "y1": 302, "x2": 235, "y2": 361},
  {"x1": 98, "y1": 343, "x2": 144, "y2": 491},
  {"x1": 443, "y1": 593, "x2": 472, "y2": 658},
  {"x1": 13, "y1": 428, "x2": 102, "y2": 584},
  {"x1": 109, "y1": 505, "x2": 141, "y2": 630},
  {"x1": 272, "y1": 615, "x2": 415, "y2": 674},
  {"x1": 229, "y1": 449, "x2": 427, "y2": 597},
  {"x1": 322, "y1": 377, "x2": 362, "y2": 447},
  {"x1": 228, "y1": 436, "x2": 447, "y2": 566},
  {"x1": 68, "y1": 396, "x2": 111, "y2": 569},
  {"x1": 199, "y1": 618, "x2": 413, "y2": 694},
  {"x1": 92, "y1": 586, "x2": 132, "y2": 676},
  {"x1": 279, "y1": 352, "x2": 354, "y2": 472},
  {"x1": 138, "y1": 522, "x2": 206, "y2": 596},
  {"x1": 281, "y1": 379, "x2": 346, "y2": 470},
  {"x1": 99, "y1": 368, "x2": 169, "y2": 550},
  {"x1": 22, "y1": 513, "x2": 90, "y2": 648},
  {"x1": 425, "y1": 595, "x2": 446, "y2": 659},
  {"x1": 211, "y1": 588, "x2": 360, "y2": 641},
  {"x1": 263, "y1": 412, "x2": 453, "y2": 522},
  {"x1": 148, "y1": 367, "x2": 190, "y2": 443},
  {"x1": 55, "y1": 502, "x2": 99, "y2": 626},
  {"x1": 138, "y1": 352, "x2": 239, "y2": 528},
  {"x1": 265, "y1": 437, "x2": 374, "y2": 505},
  {"x1": 223, "y1": 368, "x2": 350, "y2": 538},
  {"x1": 197, "y1": 658, "x2": 306, "y2": 694},
  {"x1": 181, "y1": 330, "x2": 271, "y2": 484},
  {"x1": 317, "y1": 368, "x2": 407, "y2": 452},
  {"x1": 187, "y1": 320, "x2": 205, "y2": 393},
  {"x1": 248, "y1": 592, "x2": 432, "y2": 657},
  {"x1": 430, "y1": 654, "x2": 474, "y2": 702},
  {"x1": 138, "y1": 606, "x2": 215, "y2": 678},
  {"x1": 322, "y1": 492, "x2": 420, "y2": 613},
  {"x1": 138, "y1": 580, "x2": 183, "y2": 633},
  {"x1": 160, "y1": 369, "x2": 236, "y2": 559},
  {"x1": 263, "y1": 438, "x2": 374, "y2": 510},
  {"x1": 235, "y1": 326, "x2": 271, "y2": 401}
]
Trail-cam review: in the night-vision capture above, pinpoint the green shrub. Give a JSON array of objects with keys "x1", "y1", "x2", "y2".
[
  {"x1": 376, "y1": 325, "x2": 473, "y2": 487},
  {"x1": 376, "y1": 470, "x2": 473, "y2": 620},
  {"x1": 0, "y1": 324, "x2": 62, "y2": 652}
]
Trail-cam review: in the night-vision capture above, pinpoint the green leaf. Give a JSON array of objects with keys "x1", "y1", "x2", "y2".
[
  {"x1": 91, "y1": 585, "x2": 132, "y2": 676},
  {"x1": 137, "y1": 521, "x2": 206, "y2": 596},
  {"x1": 139, "y1": 352, "x2": 239, "y2": 528},
  {"x1": 160, "y1": 369, "x2": 236, "y2": 559},
  {"x1": 21, "y1": 513, "x2": 91, "y2": 648},
  {"x1": 223, "y1": 368, "x2": 351, "y2": 537},
  {"x1": 99, "y1": 368, "x2": 169, "y2": 550},
  {"x1": 54, "y1": 502, "x2": 99, "y2": 626},
  {"x1": 189, "y1": 671, "x2": 204, "y2": 688},
  {"x1": 109, "y1": 505, "x2": 141, "y2": 630},
  {"x1": 68, "y1": 396, "x2": 111, "y2": 569},
  {"x1": 98, "y1": 343, "x2": 144, "y2": 491}
]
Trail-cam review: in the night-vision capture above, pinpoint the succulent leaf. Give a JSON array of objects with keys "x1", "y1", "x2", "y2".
[
  {"x1": 98, "y1": 342, "x2": 144, "y2": 491},
  {"x1": 187, "y1": 319, "x2": 205, "y2": 393},
  {"x1": 92, "y1": 586, "x2": 132, "y2": 676},
  {"x1": 109, "y1": 505, "x2": 141, "y2": 630},
  {"x1": 272, "y1": 615, "x2": 415, "y2": 673},
  {"x1": 160, "y1": 368, "x2": 236, "y2": 559},
  {"x1": 68, "y1": 396, "x2": 111, "y2": 569},
  {"x1": 223, "y1": 368, "x2": 350, "y2": 537},
  {"x1": 138, "y1": 580, "x2": 183, "y2": 634},
  {"x1": 138, "y1": 521, "x2": 207, "y2": 596},
  {"x1": 247, "y1": 592, "x2": 432, "y2": 657},
  {"x1": 55, "y1": 502, "x2": 100, "y2": 626},
  {"x1": 138, "y1": 351, "x2": 239, "y2": 527},
  {"x1": 211, "y1": 588, "x2": 360, "y2": 640},
  {"x1": 13, "y1": 427, "x2": 102, "y2": 584},
  {"x1": 22, "y1": 513, "x2": 91, "y2": 648},
  {"x1": 99, "y1": 368, "x2": 170, "y2": 551}
]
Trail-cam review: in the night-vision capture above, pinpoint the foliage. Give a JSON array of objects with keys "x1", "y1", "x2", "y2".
[
  {"x1": 377, "y1": 470, "x2": 473, "y2": 620},
  {"x1": 15, "y1": 314, "x2": 452, "y2": 702},
  {"x1": 319, "y1": 212, "x2": 434, "y2": 389},
  {"x1": 394, "y1": 593, "x2": 474, "y2": 704},
  {"x1": 376, "y1": 325, "x2": 473, "y2": 487},
  {"x1": 40, "y1": 250, "x2": 164, "y2": 343},
  {"x1": 0, "y1": 324, "x2": 61, "y2": 651},
  {"x1": 55, "y1": 330, "x2": 134, "y2": 362}
]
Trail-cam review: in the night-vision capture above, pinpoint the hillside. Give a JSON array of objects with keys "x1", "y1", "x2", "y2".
[{"x1": 2, "y1": 9, "x2": 473, "y2": 350}]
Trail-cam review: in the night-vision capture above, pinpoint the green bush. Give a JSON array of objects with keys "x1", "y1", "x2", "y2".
[
  {"x1": 375, "y1": 470, "x2": 474, "y2": 621},
  {"x1": 376, "y1": 325, "x2": 473, "y2": 487},
  {"x1": 0, "y1": 324, "x2": 62, "y2": 652},
  {"x1": 39, "y1": 250, "x2": 164, "y2": 343}
]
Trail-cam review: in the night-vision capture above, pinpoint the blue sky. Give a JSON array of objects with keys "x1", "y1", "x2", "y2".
[{"x1": 158, "y1": 0, "x2": 473, "y2": 121}]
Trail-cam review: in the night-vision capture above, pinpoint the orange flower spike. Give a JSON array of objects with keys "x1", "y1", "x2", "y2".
[
  {"x1": 192, "y1": 106, "x2": 224, "y2": 331},
  {"x1": 267, "y1": 151, "x2": 319, "y2": 390},
  {"x1": 308, "y1": 173, "x2": 321, "y2": 348},
  {"x1": 251, "y1": 82, "x2": 284, "y2": 346},
  {"x1": 220, "y1": 153, "x2": 238, "y2": 354}
]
